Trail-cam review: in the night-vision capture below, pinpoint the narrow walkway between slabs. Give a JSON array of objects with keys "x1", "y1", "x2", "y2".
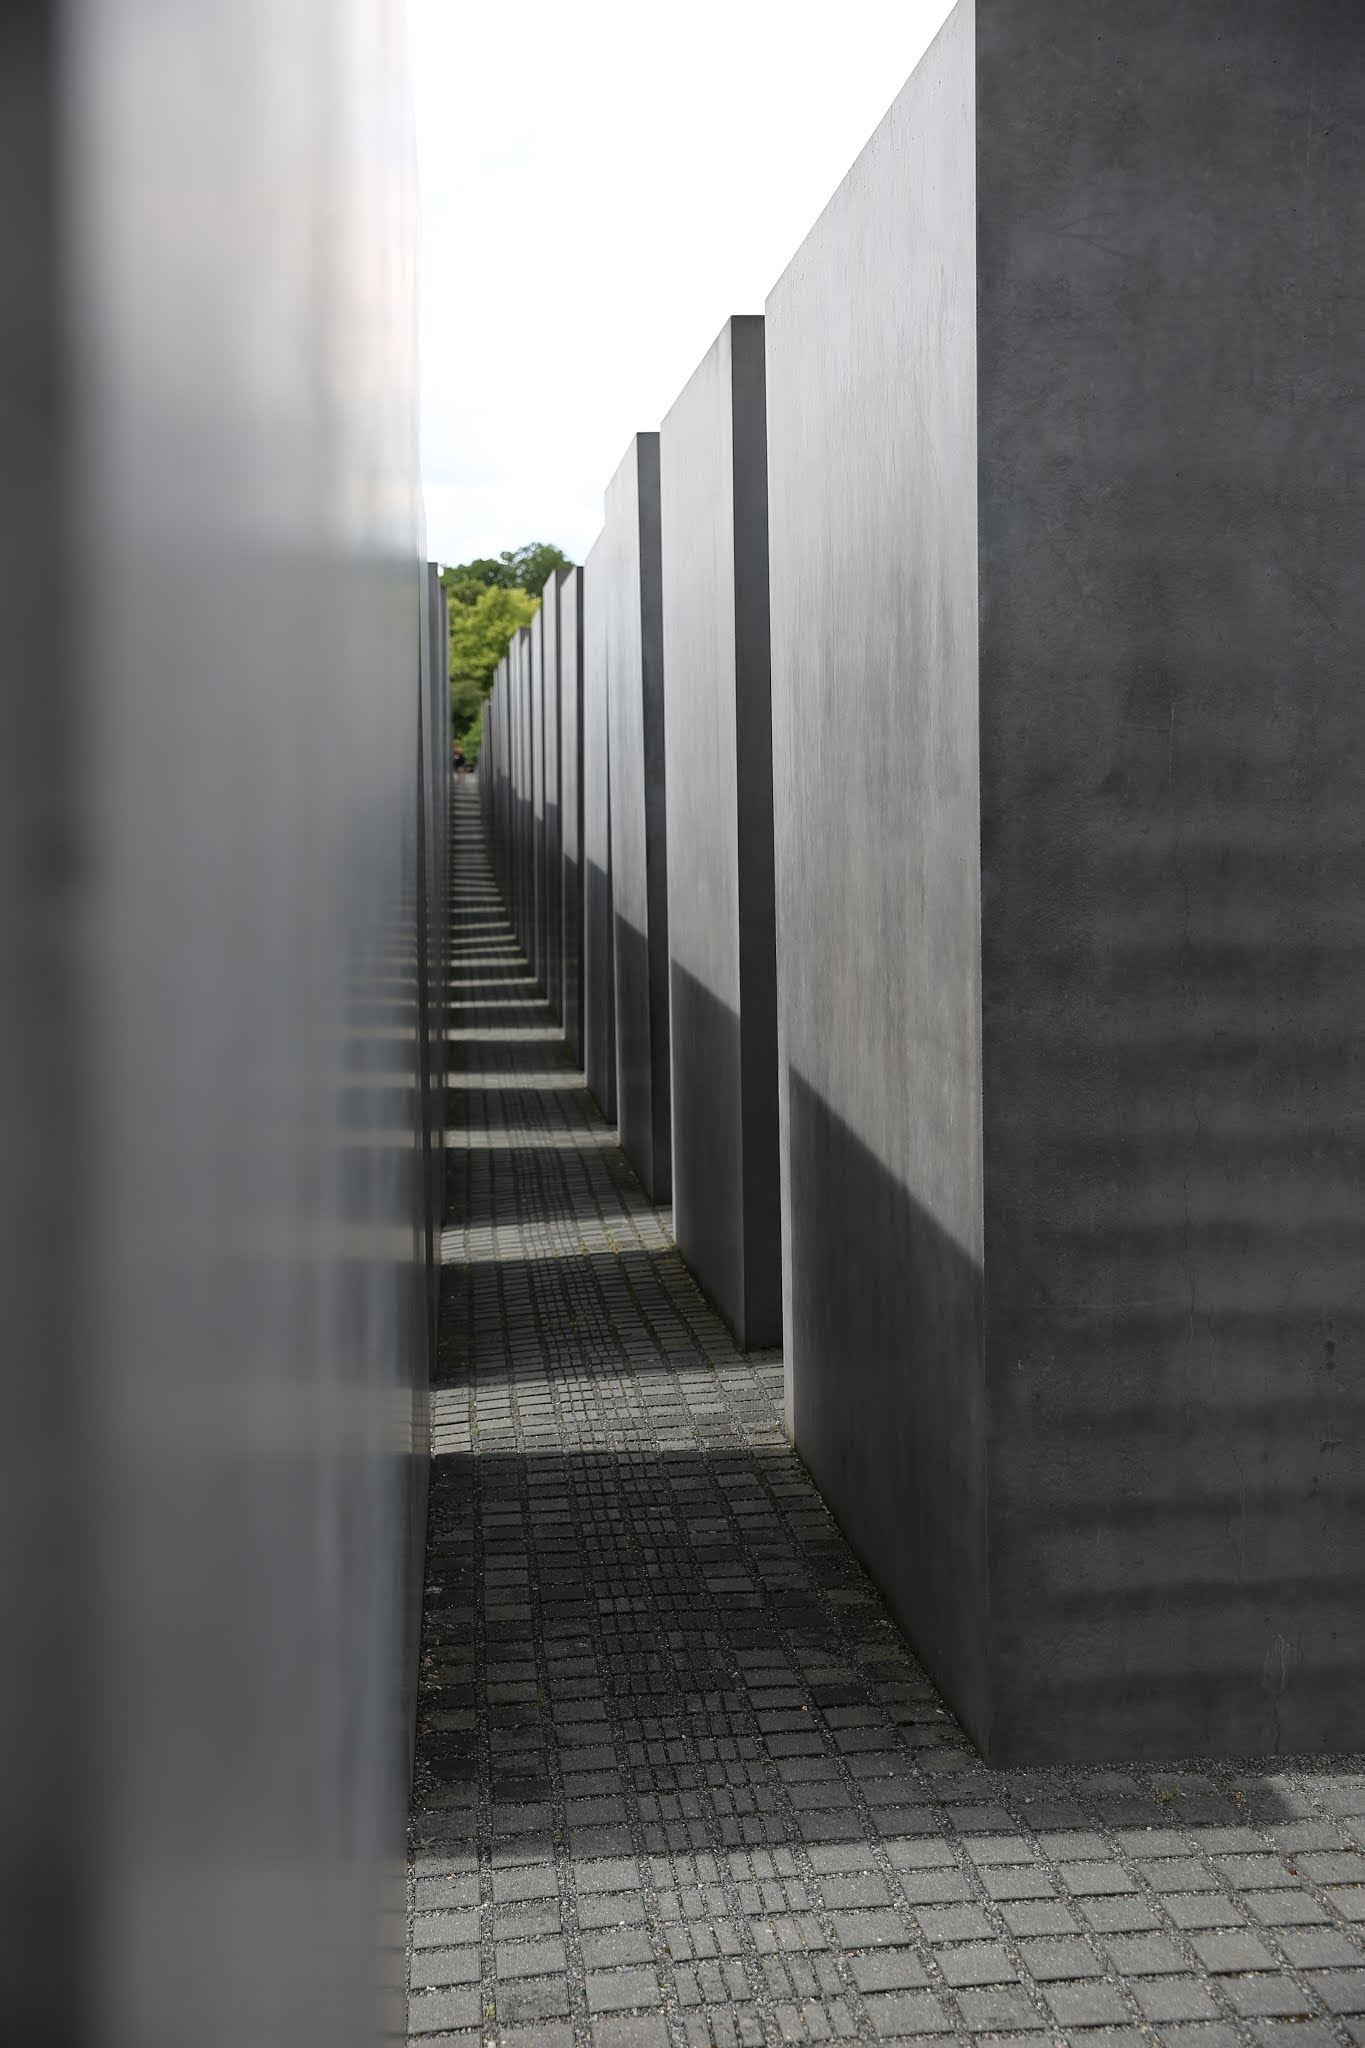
[{"x1": 409, "y1": 777, "x2": 1365, "y2": 2048}]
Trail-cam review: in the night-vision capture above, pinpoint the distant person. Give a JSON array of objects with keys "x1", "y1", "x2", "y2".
[{"x1": 452, "y1": 743, "x2": 467, "y2": 779}]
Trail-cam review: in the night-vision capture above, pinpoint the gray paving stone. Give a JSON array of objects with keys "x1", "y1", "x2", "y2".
[
  {"x1": 495, "y1": 1936, "x2": 567, "y2": 1978},
  {"x1": 953, "y1": 1985, "x2": 1039, "y2": 2032},
  {"x1": 500, "y1": 2027, "x2": 575, "y2": 2048},
  {"x1": 829, "y1": 1909, "x2": 908, "y2": 1947},
  {"x1": 1001, "y1": 1901, "x2": 1081, "y2": 1937},
  {"x1": 1245, "y1": 1887, "x2": 1332, "y2": 1926},
  {"x1": 849, "y1": 1950, "x2": 929, "y2": 1991},
  {"x1": 1190, "y1": 1930, "x2": 1277, "y2": 1972},
  {"x1": 406, "y1": 787, "x2": 1365, "y2": 2047},
  {"x1": 862, "y1": 1988, "x2": 951, "y2": 2036},
  {"x1": 1222, "y1": 1975, "x2": 1314, "y2": 2017},
  {"x1": 934, "y1": 1943, "x2": 1018, "y2": 1989},
  {"x1": 1133, "y1": 1976, "x2": 1222, "y2": 2023},
  {"x1": 912, "y1": 1906, "x2": 993, "y2": 1944},
  {"x1": 409, "y1": 1947, "x2": 481, "y2": 1989},
  {"x1": 586, "y1": 1967, "x2": 663, "y2": 2014},
  {"x1": 414, "y1": 1875, "x2": 480, "y2": 1913},
  {"x1": 1248, "y1": 2026, "x2": 1343, "y2": 2048},
  {"x1": 1310, "y1": 1970, "x2": 1365, "y2": 2014},
  {"x1": 592, "y1": 2019, "x2": 669, "y2": 2048},
  {"x1": 582, "y1": 1926, "x2": 656, "y2": 1972},
  {"x1": 1042, "y1": 1979, "x2": 1130, "y2": 2026},
  {"x1": 1016, "y1": 1937, "x2": 1103, "y2": 1981},
  {"x1": 1280, "y1": 1926, "x2": 1364, "y2": 1967},
  {"x1": 1164, "y1": 1893, "x2": 1246, "y2": 1930},
  {"x1": 412, "y1": 1910, "x2": 481, "y2": 1950},
  {"x1": 578, "y1": 1893, "x2": 647, "y2": 1931},
  {"x1": 498, "y1": 1980, "x2": 574, "y2": 2025},
  {"x1": 409, "y1": 1985, "x2": 482, "y2": 2035},
  {"x1": 1058, "y1": 1862, "x2": 1137, "y2": 1896}
]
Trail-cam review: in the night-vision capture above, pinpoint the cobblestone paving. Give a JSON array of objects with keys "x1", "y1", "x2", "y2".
[{"x1": 409, "y1": 782, "x2": 1365, "y2": 2048}]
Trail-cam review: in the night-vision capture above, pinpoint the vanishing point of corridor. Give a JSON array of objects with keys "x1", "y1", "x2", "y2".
[{"x1": 408, "y1": 784, "x2": 1365, "y2": 2048}]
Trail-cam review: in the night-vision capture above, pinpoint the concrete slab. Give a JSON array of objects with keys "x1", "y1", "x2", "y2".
[
  {"x1": 541, "y1": 568, "x2": 565, "y2": 1023},
  {"x1": 530, "y1": 602, "x2": 547, "y2": 991},
  {"x1": 661, "y1": 316, "x2": 780, "y2": 1346},
  {"x1": 766, "y1": 0, "x2": 1365, "y2": 1763},
  {"x1": 515, "y1": 625, "x2": 533, "y2": 964},
  {"x1": 582, "y1": 533, "x2": 616, "y2": 1121},
  {"x1": 604, "y1": 435, "x2": 671, "y2": 1203},
  {"x1": 558, "y1": 566, "x2": 586, "y2": 1064}
]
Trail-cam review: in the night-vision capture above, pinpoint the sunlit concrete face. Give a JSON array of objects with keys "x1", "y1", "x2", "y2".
[
  {"x1": 768, "y1": 0, "x2": 1365, "y2": 1764},
  {"x1": 0, "y1": 4, "x2": 434, "y2": 2043},
  {"x1": 582, "y1": 533, "x2": 617, "y2": 1120},
  {"x1": 661, "y1": 318, "x2": 780, "y2": 1347},
  {"x1": 603, "y1": 436, "x2": 671, "y2": 1203}
]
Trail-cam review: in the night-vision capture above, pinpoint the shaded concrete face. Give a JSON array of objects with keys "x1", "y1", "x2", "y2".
[
  {"x1": 769, "y1": 0, "x2": 1365, "y2": 1764},
  {"x1": 973, "y1": 0, "x2": 1365, "y2": 1761},
  {"x1": 541, "y1": 569, "x2": 564, "y2": 1024},
  {"x1": 767, "y1": 0, "x2": 986, "y2": 1746},
  {"x1": 604, "y1": 435, "x2": 672, "y2": 1202},
  {"x1": 0, "y1": 2, "x2": 433, "y2": 2041},
  {"x1": 582, "y1": 533, "x2": 616, "y2": 1120},
  {"x1": 558, "y1": 566, "x2": 586, "y2": 1063},
  {"x1": 530, "y1": 603, "x2": 547, "y2": 991},
  {"x1": 661, "y1": 318, "x2": 780, "y2": 1346},
  {"x1": 516, "y1": 626, "x2": 533, "y2": 964},
  {"x1": 488, "y1": 659, "x2": 506, "y2": 894}
]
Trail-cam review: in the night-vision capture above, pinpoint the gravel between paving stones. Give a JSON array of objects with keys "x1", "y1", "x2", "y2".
[{"x1": 409, "y1": 783, "x2": 1365, "y2": 2048}]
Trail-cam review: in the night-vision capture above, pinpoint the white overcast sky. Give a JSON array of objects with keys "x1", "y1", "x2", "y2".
[{"x1": 409, "y1": 0, "x2": 956, "y2": 570}]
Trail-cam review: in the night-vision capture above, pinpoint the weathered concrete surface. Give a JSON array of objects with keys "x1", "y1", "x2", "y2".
[
  {"x1": 541, "y1": 568, "x2": 564, "y2": 1023},
  {"x1": 515, "y1": 626, "x2": 533, "y2": 966},
  {"x1": 604, "y1": 436, "x2": 672, "y2": 1203},
  {"x1": 768, "y1": 0, "x2": 1365, "y2": 1764},
  {"x1": 581, "y1": 533, "x2": 616, "y2": 1121},
  {"x1": 558, "y1": 566, "x2": 586, "y2": 1064},
  {"x1": 767, "y1": 0, "x2": 985, "y2": 1750},
  {"x1": 0, "y1": 4, "x2": 435, "y2": 2041},
  {"x1": 530, "y1": 603, "x2": 547, "y2": 992},
  {"x1": 661, "y1": 317, "x2": 780, "y2": 1346},
  {"x1": 493, "y1": 661, "x2": 508, "y2": 895}
]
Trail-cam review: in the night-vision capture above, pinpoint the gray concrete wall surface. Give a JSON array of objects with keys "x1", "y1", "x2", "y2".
[
  {"x1": 604, "y1": 435, "x2": 672, "y2": 1202},
  {"x1": 516, "y1": 626, "x2": 533, "y2": 962},
  {"x1": 973, "y1": 0, "x2": 1365, "y2": 1762},
  {"x1": 559, "y1": 566, "x2": 586, "y2": 1063},
  {"x1": 769, "y1": 0, "x2": 1365, "y2": 1765},
  {"x1": 0, "y1": 3, "x2": 435, "y2": 2042},
  {"x1": 582, "y1": 533, "x2": 617, "y2": 1120},
  {"x1": 661, "y1": 317, "x2": 780, "y2": 1346},
  {"x1": 530, "y1": 602, "x2": 547, "y2": 991},
  {"x1": 495, "y1": 663, "x2": 508, "y2": 912},
  {"x1": 767, "y1": 0, "x2": 986, "y2": 1747},
  {"x1": 515, "y1": 637, "x2": 524, "y2": 946},
  {"x1": 497, "y1": 656, "x2": 511, "y2": 904},
  {"x1": 542, "y1": 568, "x2": 564, "y2": 1023}
]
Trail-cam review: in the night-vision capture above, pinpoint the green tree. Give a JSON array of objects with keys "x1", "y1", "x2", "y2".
[
  {"x1": 448, "y1": 582, "x2": 538, "y2": 736},
  {"x1": 443, "y1": 541, "x2": 570, "y2": 607},
  {"x1": 440, "y1": 542, "x2": 574, "y2": 762}
]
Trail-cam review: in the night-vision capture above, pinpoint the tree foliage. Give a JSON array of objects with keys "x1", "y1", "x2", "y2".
[
  {"x1": 447, "y1": 583, "x2": 538, "y2": 743},
  {"x1": 444, "y1": 541, "x2": 570, "y2": 607},
  {"x1": 440, "y1": 542, "x2": 573, "y2": 761}
]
